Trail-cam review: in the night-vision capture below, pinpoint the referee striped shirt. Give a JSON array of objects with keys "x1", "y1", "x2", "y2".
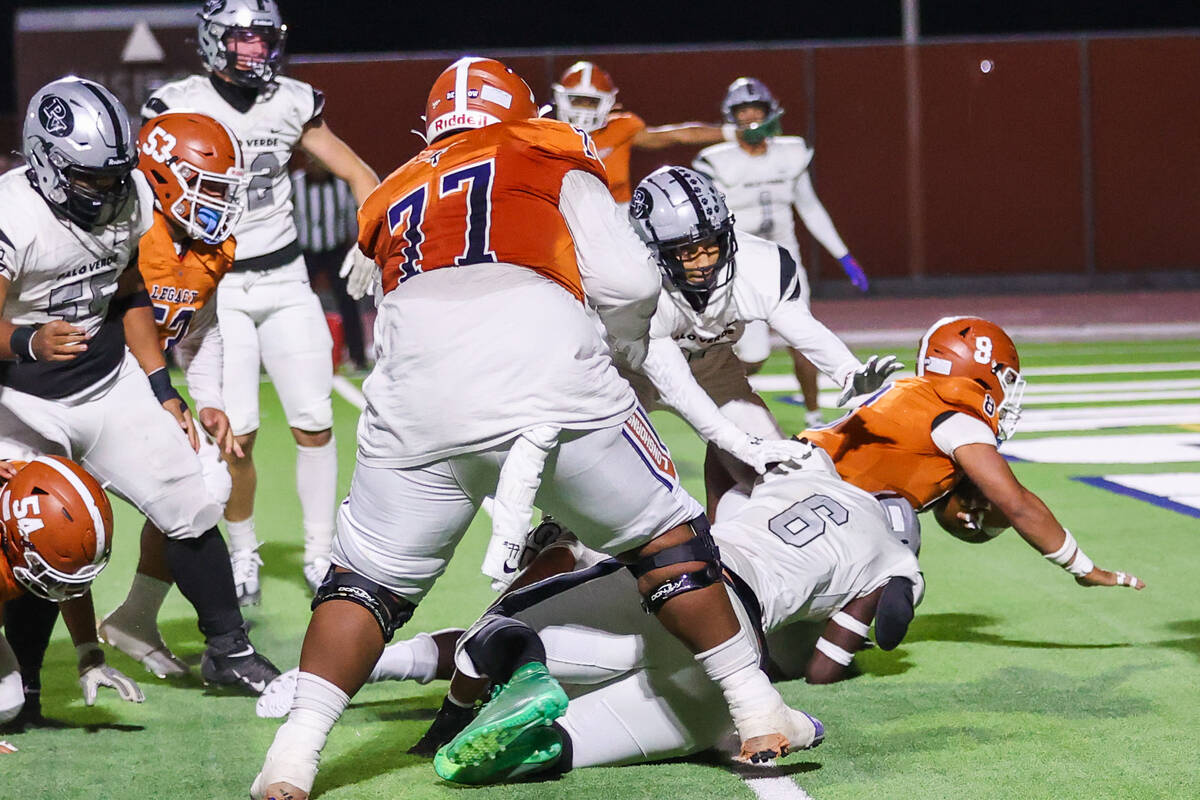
[{"x1": 291, "y1": 169, "x2": 357, "y2": 253}]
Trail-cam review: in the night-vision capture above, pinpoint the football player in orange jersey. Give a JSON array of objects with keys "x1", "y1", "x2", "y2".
[
  {"x1": 753, "y1": 316, "x2": 1144, "y2": 591},
  {"x1": 95, "y1": 111, "x2": 281, "y2": 694},
  {"x1": 251, "y1": 57, "x2": 821, "y2": 800},
  {"x1": 1, "y1": 456, "x2": 143, "y2": 729},
  {"x1": 552, "y1": 61, "x2": 730, "y2": 211}
]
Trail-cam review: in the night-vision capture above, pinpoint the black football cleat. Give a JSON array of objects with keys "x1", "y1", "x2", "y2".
[
  {"x1": 201, "y1": 626, "x2": 280, "y2": 696},
  {"x1": 408, "y1": 697, "x2": 477, "y2": 757}
]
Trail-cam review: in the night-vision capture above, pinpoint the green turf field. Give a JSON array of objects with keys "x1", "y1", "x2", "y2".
[{"x1": 3, "y1": 338, "x2": 1197, "y2": 799}]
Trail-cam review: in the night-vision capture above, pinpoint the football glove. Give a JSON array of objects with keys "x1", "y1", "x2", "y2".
[
  {"x1": 339, "y1": 247, "x2": 378, "y2": 301},
  {"x1": 78, "y1": 645, "x2": 144, "y2": 706},
  {"x1": 725, "y1": 433, "x2": 817, "y2": 475},
  {"x1": 837, "y1": 354, "x2": 904, "y2": 406},
  {"x1": 838, "y1": 254, "x2": 869, "y2": 292}
]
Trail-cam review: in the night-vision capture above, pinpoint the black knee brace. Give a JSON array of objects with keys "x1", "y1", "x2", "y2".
[
  {"x1": 311, "y1": 569, "x2": 415, "y2": 643},
  {"x1": 463, "y1": 615, "x2": 546, "y2": 684},
  {"x1": 628, "y1": 515, "x2": 722, "y2": 614},
  {"x1": 874, "y1": 577, "x2": 916, "y2": 650}
]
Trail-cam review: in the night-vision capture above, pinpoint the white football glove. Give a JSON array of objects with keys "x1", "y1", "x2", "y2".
[
  {"x1": 837, "y1": 354, "x2": 905, "y2": 406},
  {"x1": 339, "y1": 246, "x2": 378, "y2": 301},
  {"x1": 77, "y1": 645, "x2": 144, "y2": 706},
  {"x1": 724, "y1": 433, "x2": 817, "y2": 475}
]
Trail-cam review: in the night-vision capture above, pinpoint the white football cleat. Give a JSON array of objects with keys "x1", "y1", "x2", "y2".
[
  {"x1": 231, "y1": 547, "x2": 264, "y2": 607},
  {"x1": 804, "y1": 409, "x2": 825, "y2": 429},
  {"x1": 98, "y1": 612, "x2": 189, "y2": 679},
  {"x1": 256, "y1": 668, "x2": 299, "y2": 719},
  {"x1": 303, "y1": 557, "x2": 331, "y2": 595}
]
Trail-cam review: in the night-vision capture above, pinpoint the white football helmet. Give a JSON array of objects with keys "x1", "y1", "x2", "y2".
[
  {"x1": 22, "y1": 76, "x2": 137, "y2": 229},
  {"x1": 197, "y1": 0, "x2": 288, "y2": 88},
  {"x1": 722, "y1": 77, "x2": 785, "y2": 144},
  {"x1": 552, "y1": 61, "x2": 617, "y2": 133}
]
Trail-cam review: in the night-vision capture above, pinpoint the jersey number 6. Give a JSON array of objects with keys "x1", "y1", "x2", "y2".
[{"x1": 768, "y1": 493, "x2": 850, "y2": 549}]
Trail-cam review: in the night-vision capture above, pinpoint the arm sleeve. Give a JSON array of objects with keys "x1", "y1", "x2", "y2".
[
  {"x1": 0, "y1": 227, "x2": 18, "y2": 281},
  {"x1": 640, "y1": 337, "x2": 745, "y2": 450},
  {"x1": 559, "y1": 169, "x2": 660, "y2": 354},
  {"x1": 766, "y1": 295, "x2": 860, "y2": 387},
  {"x1": 793, "y1": 170, "x2": 849, "y2": 260},
  {"x1": 931, "y1": 412, "x2": 998, "y2": 457},
  {"x1": 174, "y1": 300, "x2": 224, "y2": 412}
]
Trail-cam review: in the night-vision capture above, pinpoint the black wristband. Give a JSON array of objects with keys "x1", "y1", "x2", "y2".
[
  {"x1": 147, "y1": 367, "x2": 186, "y2": 410},
  {"x1": 9, "y1": 326, "x2": 37, "y2": 362}
]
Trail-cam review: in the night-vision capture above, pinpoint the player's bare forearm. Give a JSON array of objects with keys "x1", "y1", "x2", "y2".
[
  {"x1": 61, "y1": 591, "x2": 101, "y2": 648},
  {"x1": 123, "y1": 302, "x2": 167, "y2": 376},
  {"x1": 634, "y1": 123, "x2": 726, "y2": 150},
  {"x1": 805, "y1": 591, "x2": 877, "y2": 684},
  {"x1": 957, "y1": 443, "x2": 1070, "y2": 556},
  {"x1": 300, "y1": 120, "x2": 379, "y2": 205},
  {"x1": 0, "y1": 275, "x2": 17, "y2": 359}
]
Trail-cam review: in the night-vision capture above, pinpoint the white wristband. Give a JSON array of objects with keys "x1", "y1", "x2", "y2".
[
  {"x1": 1044, "y1": 528, "x2": 1078, "y2": 566},
  {"x1": 1066, "y1": 548, "x2": 1094, "y2": 577},
  {"x1": 832, "y1": 611, "x2": 870, "y2": 638},
  {"x1": 815, "y1": 637, "x2": 855, "y2": 666}
]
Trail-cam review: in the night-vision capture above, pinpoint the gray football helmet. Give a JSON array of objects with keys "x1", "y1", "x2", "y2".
[
  {"x1": 722, "y1": 77, "x2": 784, "y2": 144},
  {"x1": 22, "y1": 76, "x2": 137, "y2": 229},
  {"x1": 197, "y1": 0, "x2": 288, "y2": 88},
  {"x1": 629, "y1": 166, "x2": 737, "y2": 310}
]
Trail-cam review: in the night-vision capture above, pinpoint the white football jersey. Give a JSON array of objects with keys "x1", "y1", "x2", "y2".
[
  {"x1": 143, "y1": 75, "x2": 323, "y2": 260},
  {"x1": 647, "y1": 231, "x2": 857, "y2": 382},
  {"x1": 714, "y1": 451, "x2": 923, "y2": 633},
  {"x1": 0, "y1": 167, "x2": 154, "y2": 397},
  {"x1": 693, "y1": 137, "x2": 814, "y2": 259}
]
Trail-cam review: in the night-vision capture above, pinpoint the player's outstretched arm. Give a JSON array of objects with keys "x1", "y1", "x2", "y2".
[
  {"x1": 956, "y1": 443, "x2": 1145, "y2": 590},
  {"x1": 792, "y1": 171, "x2": 868, "y2": 292},
  {"x1": 61, "y1": 593, "x2": 145, "y2": 706},
  {"x1": 299, "y1": 119, "x2": 379, "y2": 206},
  {"x1": 633, "y1": 123, "x2": 727, "y2": 150}
]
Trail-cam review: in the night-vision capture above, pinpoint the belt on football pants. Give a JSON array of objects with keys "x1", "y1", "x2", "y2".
[{"x1": 232, "y1": 239, "x2": 302, "y2": 272}]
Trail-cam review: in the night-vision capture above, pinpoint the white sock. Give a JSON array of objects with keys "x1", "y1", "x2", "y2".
[
  {"x1": 226, "y1": 517, "x2": 259, "y2": 553},
  {"x1": 368, "y1": 631, "x2": 440, "y2": 685},
  {"x1": 261, "y1": 672, "x2": 350, "y2": 793},
  {"x1": 110, "y1": 573, "x2": 172, "y2": 631},
  {"x1": 296, "y1": 436, "x2": 337, "y2": 564},
  {"x1": 696, "y1": 627, "x2": 781, "y2": 740}
]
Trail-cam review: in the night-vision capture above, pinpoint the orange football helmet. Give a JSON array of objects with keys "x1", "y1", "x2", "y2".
[
  {"x1": 424, "y1": 57, "x2": 540, "y2": 143},
  {"x1": 0, "y1": 456, "x2": 113, "y2": 602},
  {"x1": 916, "y1": 316, "x2": 1026, "y2": 439},
  {"x1": 552, "y1": 61, "x2": 617, "y2": 133},
  {"x1": 137, "y1": 111, "x2": 246, "y2": 244}
]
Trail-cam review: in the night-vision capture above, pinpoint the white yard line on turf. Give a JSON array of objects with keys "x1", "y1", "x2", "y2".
[
  {"x1": 332, "y1": 375, "x2": 366, "y2": 410},
  {"x1": 741, "y1": 773, "x2": 816, "y2": 800}
]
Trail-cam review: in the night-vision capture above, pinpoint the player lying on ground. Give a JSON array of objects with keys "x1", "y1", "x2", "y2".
[
  {"x1": 260, "y1": 446, "x2": 923, "y2": 786},
  {"x1": 767, "y1": 315, "x2": 1144, "y2": 591},
  {"x1": 1, "y1": 458, "x2": 142, "y2": 728},
  {"x1": 250, "y1": 57, "x2": 819, "y2": 800}
]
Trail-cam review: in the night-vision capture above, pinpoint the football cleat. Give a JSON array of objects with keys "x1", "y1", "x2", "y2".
[
  {"x1": 249, "y1": 780, "x2": 308, "y2": 800},
  {"x1": 97, "y1": 612, "x2": 190, "y2": 679},
  {"x1": 256, "y1": 668, "x2": 298, "y2": 719},
  {"x1": 435, "y1": 662, "x2": 567, "y2": 771},
  {"x1": 804, "y1": 409, "x2": 825, "y2": 429},
  {"x1": 408, "y1": 698, "x2": 478, "y2": 757},
  {"x1": 737, "y1": 708, "x2": 824, "y2": 765},
  {"x1": 302, "y1": 557, "x2": 331, "y2": 595},
  {"x1": 201, "y1": 627, "x2": 279, "y2": 695},
  {"x1": 434, "y1": 723, "x2": 563, "y2": 784},
  {"x1": 231, "y1": 546, "x2": 263, "y2": 607}
]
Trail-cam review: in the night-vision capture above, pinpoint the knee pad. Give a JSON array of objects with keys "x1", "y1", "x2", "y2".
[
  {"x1": 455, "y1": 614, "x2": 545, "y2": 683},
  {"x1": 311, "y1": 569, "x2": 415, "y2": 643},
  {"x1": 0, "y1": 670, "x2": 24, "y2": 724},
  {"x1": 874, "y1": 577, "x2": 916, "y2": 651},
  {"x1": 628, "y1": 515, "x2": 722, "y2": 614}
]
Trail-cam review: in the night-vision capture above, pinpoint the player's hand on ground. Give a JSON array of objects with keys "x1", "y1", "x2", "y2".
[
  {"x1": 837, "y1": 254, "x2": 870, "y2": 292},
  {"x1": 838, "y1": 354, "x2": 904, "y2": 406},
  {"x1": 729, "y1": 433, "x2": 815, "y2": 474},
  {"x1": 77, "y1": 645, "x2": 145, "y2": 706},
  {"x1": 32, "y1": 320, "x2": 87, "y2": 361},
  {"x1": 164, "y1": 397, "x2": 200, "y2": 452},
  {"x1": 339, "y1": 247, "x2": 377, "y2": 300},
  {"x1": 1076, "y1": 566, "x2": 1145, "y2": 590},
  {"x1": 198, "y1": 406, "x2": 243, "y2": 458}
]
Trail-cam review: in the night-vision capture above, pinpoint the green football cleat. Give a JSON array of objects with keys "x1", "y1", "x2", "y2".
[
  {"x1": 434, "y1": 662, "x2": 568, "y2": 775},
  {"x1": 433, "y1": 724, "x2": 563, "y2": 784}
]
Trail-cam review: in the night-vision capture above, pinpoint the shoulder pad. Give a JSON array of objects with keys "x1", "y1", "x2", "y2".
[{"x1": 925, "y1": 376, "x2": 1001, "y2": 433}]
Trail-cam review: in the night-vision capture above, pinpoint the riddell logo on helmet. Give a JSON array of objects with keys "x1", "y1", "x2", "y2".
[{"x1": 429, "y1": 111, "x2": 498, "y2": 135}]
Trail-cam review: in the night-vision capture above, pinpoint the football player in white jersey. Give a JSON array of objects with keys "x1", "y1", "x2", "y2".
[
  {"x1": 260, "y1": 449, "x2": 922, "y2": 783},
  {"x1": 622, "y1": 166, "x2": 899, "y2": 517},
  {"x1": 0, "y1": 76, "x2": 279, "y2": 695},
  {"x1": 694, "y1": 78, "x2": 870, "y2": 429},
  {"x1": 143, "y1": 0, "x2": 380, "y2": 601}
]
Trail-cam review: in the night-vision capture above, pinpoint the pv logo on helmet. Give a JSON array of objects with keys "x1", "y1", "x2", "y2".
[
  {"x1": 630, "y1": 187, "x2": 652, "y2": 220},
  {"x1": 38, "y1": 95, "x2": 74, "y2": 137}
]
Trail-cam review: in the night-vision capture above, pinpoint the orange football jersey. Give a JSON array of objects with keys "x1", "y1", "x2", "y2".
[
  {"x1": 137, "y1": 212, "x2": 236, "y2": 351},
  {"x1": 591, "y1": 112, "x2": 646, "y2": 203},
  {"x1": 0, "y1": 557, "x2": 22, "y2": 607},
  {"x1": 360, "y1": 118, "x2": 608, "y2": 301},
  {"x1": 804, "y1": 376, "x2": 1001, "y2": 511}
]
